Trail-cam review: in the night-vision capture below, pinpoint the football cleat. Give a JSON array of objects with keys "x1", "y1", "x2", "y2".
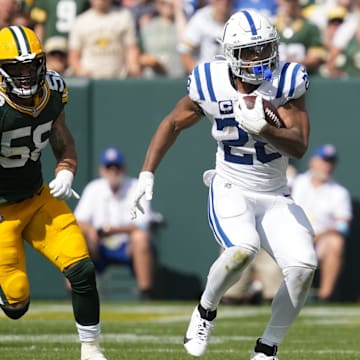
[
  {"x1": 81, "y1": 342, "x2": 107, "y2": 360},
  {"x1": 250, "y1": 352, "x2": 279, "y2": 360},
  {"x1": 183, "y1": 306, "x2": 215, "y2": 357},
  {"x1": 250, "y1": 338, "x2": 279, "y2": 360}
]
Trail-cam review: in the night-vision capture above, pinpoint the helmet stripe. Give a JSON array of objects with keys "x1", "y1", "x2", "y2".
[
  {"x1": 241, "y1": 10, "x2": 257, "y2": 35},
  {"x1": 9, "y1": 26, "x2": 31, "y2": 56}
]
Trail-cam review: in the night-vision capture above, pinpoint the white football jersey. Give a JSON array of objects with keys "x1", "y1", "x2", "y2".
[{"x1": 187, "y1": 60, "x2": 309, "y2": 192}]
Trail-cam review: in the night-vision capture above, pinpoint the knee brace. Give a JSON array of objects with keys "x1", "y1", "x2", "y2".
[
  {"x1": 0, "y1": 271, "x2": 30, "y2": 305},
  {"x1": 64, "y1": 258, "x2": 100, "y2": 326},
  {"x1": 64, "y1": 258, "x2": 97, "y2": 295},
  {"x1": 1, "y1": 300, "x2": 30, "y2": 320}
]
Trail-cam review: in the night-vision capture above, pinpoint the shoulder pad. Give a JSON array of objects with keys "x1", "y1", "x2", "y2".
[
  {"x1": 275, "y1": 62, "x2": 309, "y2": 101},
  {"x1": 45, "y1": 70, "x2": 68, "y2": 104},
  {"x1": 187, "y1": 61, "x2": 228, "y2": 103}
]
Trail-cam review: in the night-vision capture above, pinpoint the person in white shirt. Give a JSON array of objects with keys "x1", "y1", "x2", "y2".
[
  {"x1": 292, "y1": 144, "x2": 352, "y2": 301},
  {"x1": 177, "y1": 0, "x2": 234, "y2": 73},
  {"x1": 74, "y1": 147, "x2": 155, "y2": 300}
]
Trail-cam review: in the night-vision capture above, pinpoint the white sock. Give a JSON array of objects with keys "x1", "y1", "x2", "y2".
[{"x1": 76, "y1": 322, "x2": 101, "y2": 343}]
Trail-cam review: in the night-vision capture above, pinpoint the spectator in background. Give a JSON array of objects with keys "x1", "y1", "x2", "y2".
[
  {"x1": 339, "y1": 23, "x2": 360, "y2": 76},
  {"x1": 74, "y1": 147, "x2": 156, "y2": 300},
  {"x1": 177, "y1": 0, "x2": 234, "y2": 74},
  {"x1": 318, "y1": 6, "x2": 347, "y2": 77},
  {"x1": 183, "y1": 0, "x2": 208, "y2": 19},
  {"x1": 121, "y1": 0, "x2": 157, "y2": 35},
  {"x1": 139, "y1": 0, "x2": 187, "y2": 78},
  {"x1": 25, "y1": 0, "x2": 90, "y2": 42},
  {"x1": 292, "y1": 144, "x2": 352, "y2": 302},
  {"x1": 68, "y1": 0, "x2": 141, "y2": 78},
  {"x1": 11, "y1": 8, "x2": 34, "y2": 28},
  {"x1": 44, "y1": 36, "x2": 71, "y2": 76},
  {"x1": 0, "y1": 0, "x2": 18, "y2": 29},
  {"x1": 303, "y1": 0, "x2": 352, "y2": 36},
  {"x1": 325, "y1": 0, "x2": 360, "y2": 77},
  {"x1": 323, "y1": 6, "x2": 347, "y2": 51},
  {"x1": 275, "y1": 0, "x2": 326, "y2": 75}
]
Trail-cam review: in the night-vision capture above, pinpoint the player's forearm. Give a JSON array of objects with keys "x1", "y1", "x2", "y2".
[
  {"x1": 142, "y1": 117, "x2": 179, "y2": 173},
  {"x1": 260, "y1": 125, "x2": 308, "y2": 159},
  {"x1": 50, "y1": 112, "x2": 78, "y2": 174}
]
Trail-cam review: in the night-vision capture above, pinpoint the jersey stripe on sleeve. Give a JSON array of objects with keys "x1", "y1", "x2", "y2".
[
  {"x1": 194, "y1": 66, "x2": 205, "y2": 101},
  {"x1": 204, "y1": 63, "x2": 217, "y2": 102},
  {"x1": 288, "y1": 64, "x2": 301, "y2": 98},
  {"x1": 276, "y1": 62, "x2": 290, "y2": 98}
]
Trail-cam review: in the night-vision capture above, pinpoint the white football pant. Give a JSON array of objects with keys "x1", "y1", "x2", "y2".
[{"x1": 200, "y1": 174, "x2": 317, "y2": 345}]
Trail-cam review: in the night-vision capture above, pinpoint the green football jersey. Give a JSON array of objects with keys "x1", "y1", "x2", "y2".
[
  {"x1": 27, "y1": 0, "x2": 90, "y2": 40},
  {"x1": 0, "y1": 71, "x2": 68, "y2": 203},
  {"x1": 276, "y1": 17, "x2": 324, "y2": 74}
]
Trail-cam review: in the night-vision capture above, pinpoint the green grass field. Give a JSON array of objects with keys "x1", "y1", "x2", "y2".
[{"x1": 1, "y1": 301, "x2": 359, "y2": 360}]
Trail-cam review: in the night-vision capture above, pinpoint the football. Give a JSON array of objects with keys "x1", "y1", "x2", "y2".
[{"x1": 242, "y1": 95, "x2": 285, "y2": 128}]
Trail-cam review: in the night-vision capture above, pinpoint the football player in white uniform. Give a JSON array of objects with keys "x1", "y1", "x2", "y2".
[{"x1": 131, "y1": 9, "x2": 317, "y2": 360}]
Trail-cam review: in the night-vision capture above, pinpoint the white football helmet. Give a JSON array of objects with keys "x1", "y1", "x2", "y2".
[{"x1": 221, "y1": 9, "x2": 279, "y2": 84}]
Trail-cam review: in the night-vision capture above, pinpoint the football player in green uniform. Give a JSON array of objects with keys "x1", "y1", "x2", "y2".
[{"x1": 0, "y1": 25, "x2": 107, "y2": 360}]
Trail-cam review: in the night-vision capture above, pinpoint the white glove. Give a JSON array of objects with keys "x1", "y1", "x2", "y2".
[
  {"x1": 130, "y1": 171, "x2": 154, "y2": 219},
  {"x1": 235, "y1": 96, "x2": 267, "y2": 135},
  {"x1": 49, "y1": 169, "x2": 80, "y2": 200}
]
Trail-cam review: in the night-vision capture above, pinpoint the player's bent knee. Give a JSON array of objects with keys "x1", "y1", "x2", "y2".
[
  {"x1": 222, "y1": 246, "x2": 255, "y2": 272},
  {"x1": 1, "y1": 272, "x2": 30, "y2": 304},
  {"x1": 284, "y1": 266, "x2": 315, "y2": 283},
  {"x1": 64, "y1": 258, "x2": 97, "y2": 294},
  {"x1": 283, "y1": 266, "x2": 315, "y2": 305},
  {"x1": 1, "y1": 300, "x2": 30, "y2": 320}
]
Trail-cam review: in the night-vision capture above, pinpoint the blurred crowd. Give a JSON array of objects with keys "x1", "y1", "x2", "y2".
[{"x1": 2, "y1": 0, "x2": 360, "y2": 79}]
